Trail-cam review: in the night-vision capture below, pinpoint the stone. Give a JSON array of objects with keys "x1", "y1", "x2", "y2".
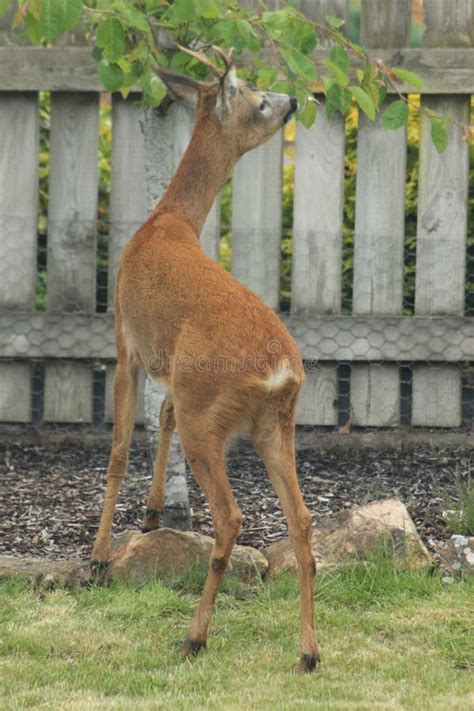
[
  {"x1": 0, "y1": 555, "x2": 88, "y2": 588},
  {"x1": 109, "y1": 528, "x2": 268, "y2": 583},
  {"x1": 264, "y1": 498, "x2": 432, "y2": 577},
  {"x1": 437, "y1": 534, "x2": 474, "y2": 579}
]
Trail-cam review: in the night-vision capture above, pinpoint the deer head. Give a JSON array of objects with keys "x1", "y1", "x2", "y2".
[{"x1": 158, "y1": 45, "x2": 297, "y2": 157}]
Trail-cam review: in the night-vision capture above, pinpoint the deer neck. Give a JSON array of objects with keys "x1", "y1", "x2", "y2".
[{"x1": 155, "y1": 119, "x2": 236, "y2": 236}]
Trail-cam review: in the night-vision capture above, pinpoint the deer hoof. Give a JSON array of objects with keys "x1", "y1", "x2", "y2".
[
  {"x1": 181, "y1": 638, "x2": 207, "y2": 659},
  {"x1": 89, "y1": 560, "x2": 110, "y2": 585},
  {"x1": 141, "y1": 508, "x2": 163, "y2": 533},
  {"x1": 296, "y1": 652, "x2": 320, "y2": 675}
]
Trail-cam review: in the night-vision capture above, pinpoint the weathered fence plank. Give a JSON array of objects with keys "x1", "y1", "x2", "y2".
[
  {"x1": 231, "y1": 131, "x2": 283, "y2": 309},
  {"x1": 43, "y1": 92, "x2": 99, "y2": 422},
  {"x1": 293, "y1": 0, "x2": 349, "y2": 426},
  {"x1": 0, "y1": 92, "x2": 39, "y2": 421},
  {"x1": 412, "y1": 0, "x2": 471, "y2": 428},
  {"x1": 351, "y1": 0, "x2": 410, "y2": 427},
  {"x1": 105, "y1": 95, "x2": 147, "y2": 423},
  {"x1": 108, "y1": 95, "x2": 147, "y2": 306}
]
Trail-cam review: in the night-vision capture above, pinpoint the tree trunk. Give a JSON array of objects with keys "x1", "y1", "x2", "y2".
[{"x1": 140, "y1": 103, "x2": 193, "y2": 531}]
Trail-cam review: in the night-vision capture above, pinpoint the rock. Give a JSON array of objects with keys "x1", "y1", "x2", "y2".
[
  {"x1": 109, "y1": 528, "x2": 268, "y2": 583},
  {"x1": 0, "y1": 555, "x2": 88, "y2": 588},
  {"x1": 437, "y1": 534, "x2": 474, "y2": 579},
  {"x1": 264, "y1": 498, "x2": 432, "y2": 577}
]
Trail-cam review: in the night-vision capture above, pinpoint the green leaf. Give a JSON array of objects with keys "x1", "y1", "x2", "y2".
[
  {"x1": 299, "y1": 99, "x2": 316, "y2": 128},
  {"x1": 324, "y1": 60, "x2": 349, "y2": 86},
  {"x1": 0, "y1": 0, "x2": 12, "y2": 19},
  {"x1": 329, "y1": 45, "x2": 349, "y2": 74},
  {"x1": 142, "y1": 72, "x2": 167, "y2": 107},
  {"x1": 40, "y1": 0, "x2": 62, "y2": 39},
  {"x1": 167, "y1": 0, "x2": 195, "y2": 23},
  {"x1": 40, "y1": 0, "x2": 82, "y2": 39},
  {"x1": 365, "y1": 81, "x2": 380, "y2": 112},
  {"x1": 98, "y1": 60, "x2": 125, "y2": 92},
  {"x1": 325, "y1": 82, "x2": 340, "y2": 120},
  {"x1": 270, "y1": 79, "x2": 294, "y2": 95},
  {"x1": 149, "y1": 75, "x2": 167, "y2": 105},
  {"x1": 256, "y1": 66, "x2": 278, "y2": 91},
  {"x1": 339, "y1": 87, "x2": 352, "y2": 113},
  {"x1": 351, "y1": 86, "x2": 376, "y2": 120},
  {"x1": 325, "y1": 14, "x2": 345, "y2": 29},
  {"x1": 91, "y1": 45, "x2": 103, "y2": 61},
  {"x1": 114, "y1": 0, "x2": 150, "y2": 33},
  {"x1": 96, "y1": 19, "x2": 125, "y2": 62},
  {"x1": 61, "y1": 0, "x2": 82, "y2": 30},
  {"x1": 392, "y1": 68, "x2": 423, "y2": 90},
  {"x1": 382, "y1": 99, "x2": 408, "y2": 130},
  {"x1": 262, "y1": 9, "x2": 289, "y2": 38},
  {"x1": 280, "y1": 46, "x2": 316, "y2": 81},
  {"x1": 431, "y1": 120, "x2": 448, "y2": 153},
  {"x1": 197, "y1": 0, "x2": 221, "y2": 19},
  {"x1": 23, "y1": 13, "x2": 43, "y2": 43}
]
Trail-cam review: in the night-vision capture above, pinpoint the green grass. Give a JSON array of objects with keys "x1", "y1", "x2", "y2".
[
  {"x1": 443, "y1": 474, "x2": 474, "y2": 537},
  {"x1": 0, "y1": 559, "x2": 473, "y2": 711}
]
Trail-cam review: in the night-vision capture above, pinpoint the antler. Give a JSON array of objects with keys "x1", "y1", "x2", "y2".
[
  {"x1": 211, "y1": 45, "x2": 234, "y2": 71},
  {"x1": 175, "y1": 44, "x2": 225, "y2": 79}
]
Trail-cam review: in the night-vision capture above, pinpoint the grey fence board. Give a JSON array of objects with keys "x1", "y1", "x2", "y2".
[
  {"x1": 106, "y1": 95, "x2": 147, "y2": 424},
  {"x1": 232, "y1": 131, "x2": 283, "y2": 310},
  {"x1": 412, "y1": 0, "x2": 471, "y2": 428},
  {"x1": 292, "y1": 0, "x2": 348, "y2": 426},
  {"x1": 44, "y1": 92, "x2": 99, "y2": 422},
  {"x1": 351, "y1": 0, "x2": 410, "y2": 427},
  {"x1": 108, "y1": 95, "x2": 147, "y2": 307},
  {"x1": 0, "y1": 92, "x2": 39, "y2": 421}
]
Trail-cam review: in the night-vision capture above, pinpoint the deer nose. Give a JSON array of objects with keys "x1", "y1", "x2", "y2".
[{"x1": 289, "y1": 96, "x2": 298, "y2": 112}]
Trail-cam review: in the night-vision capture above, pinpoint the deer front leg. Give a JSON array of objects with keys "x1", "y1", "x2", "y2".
[
  {"x1": 142, "y1": 394, "x2": 175, "y2": 532},
  {"x1": 90, "y1": 359, "x2": 138, "y2": 581}
]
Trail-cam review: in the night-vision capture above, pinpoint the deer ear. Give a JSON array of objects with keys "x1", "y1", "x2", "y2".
[
  {"x1": 215, "y1": 67, "x2": 238, "y2": 118},
  {"x1": 157, "y1": 69, "x2": 200, "y2": 109}
]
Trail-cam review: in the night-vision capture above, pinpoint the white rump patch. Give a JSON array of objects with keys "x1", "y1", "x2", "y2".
[{"x1": 264, "y1": 359, "x2": 295, "y2": 392}]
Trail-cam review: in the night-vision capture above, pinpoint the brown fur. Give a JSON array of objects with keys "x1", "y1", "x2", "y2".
[{"x1": 91, "y1": 59, "x2": 319, "y2": 673}]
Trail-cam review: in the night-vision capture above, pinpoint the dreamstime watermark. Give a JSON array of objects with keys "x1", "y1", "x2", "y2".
[{"x1": 144, "y1": 338, "x2": 312, "y2": 376}]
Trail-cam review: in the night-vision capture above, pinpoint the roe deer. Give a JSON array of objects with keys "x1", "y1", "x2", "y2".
[{"x1": 91, "y1": 46, "x2": 319, "y2": 674}]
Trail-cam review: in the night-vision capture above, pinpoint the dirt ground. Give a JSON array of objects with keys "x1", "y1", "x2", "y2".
[{"x1": 1, "y1": 432, "x2": 471, "y2": 561}]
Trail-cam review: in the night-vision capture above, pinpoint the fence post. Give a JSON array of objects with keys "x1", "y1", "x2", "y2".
[
  {"x1": 350, "y1": 0, "x2": 411, "y2": 427},
  {"x1": 411, "y1": 0, "x2": 471, "y2": 427},
  {"x1": 292, "y1": 0, "x2": 349, "y2": 426}
]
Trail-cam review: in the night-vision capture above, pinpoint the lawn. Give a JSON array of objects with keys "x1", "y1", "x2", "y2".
[{"x1": 0, "y1": 559, "x2": 472, "y2": 711}]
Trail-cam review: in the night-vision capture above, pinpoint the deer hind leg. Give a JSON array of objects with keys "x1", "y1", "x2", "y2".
[
  {"x1": 177, "y1": 423, "x2": 242, "y2": 657},
  {"x1": 90, "y1": 358, "x2": 138, "y2": 579},
  {"x1": 142, "y1": 393, "x2": 175, "y2": 532},
  {"x1": 253, "y1": 413, "x2": 319, "y2": 674}
]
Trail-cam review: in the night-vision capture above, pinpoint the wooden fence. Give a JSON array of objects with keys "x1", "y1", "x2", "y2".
[{"x1": 0, "y1": 0, "x2": 473, "y2": 429}]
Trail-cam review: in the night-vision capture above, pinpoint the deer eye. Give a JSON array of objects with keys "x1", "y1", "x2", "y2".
[{"x1": 259, "y1": 98, "x2": 269, "y2": 111}]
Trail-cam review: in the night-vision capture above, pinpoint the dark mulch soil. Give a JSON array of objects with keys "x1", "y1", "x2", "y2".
[{"x1": 0, "y1": 439, "x2": 471, "y2": 560}]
